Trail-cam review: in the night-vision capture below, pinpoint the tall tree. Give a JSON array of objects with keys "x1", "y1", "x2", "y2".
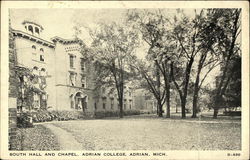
[
  {"x1": 89, "y1": 22, "x2": 139, "y2": 118},
  {"x1": 190, "y1": 9, "x2": 222, "y2": 118},
  {"x1": 170, "y1": 9, "x2": 206, "y2": 118},
  {"x1": 210, "y1": 9, "x2": 241, "y2": 118},
  {"x1": 127, "y1": 9, "x2": 174, "y2": 117},
  {"x1": 132, "y1": 59, "x2": 167, "y2": 115}
]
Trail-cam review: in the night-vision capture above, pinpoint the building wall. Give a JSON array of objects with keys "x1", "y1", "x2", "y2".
[
  {"x1": 134, "y1": 89, "x2": 157, "y2": 112},
  {"x1": 12, "y1": 20, "x2": 135, "y2": 114},
  {"x1": 54, "y1": 41, "x2": 96, "y2": 112},
  {"x1": 9, "y1": 26, "x2": 18, "y2": 150},
  {"x1": 94, "y1": 85, "x2": 135, "y2": 111},
  {"x1": 14, "y1": 37, "x2": 57, "y2": 109}
]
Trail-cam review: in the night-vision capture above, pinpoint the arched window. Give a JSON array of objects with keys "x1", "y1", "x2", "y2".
[
  {"x1": 28, "y1": 25, "x2": 33, "y2": 34},
  {"x1": 32, "y1": 45, "x2": 36, "y2": 50},
  {"x1": 33, "y1": 66, "x2": 38, "y2": 70},
  {"x1": 32, "y1": 66, "x2": 39, "y2": 75},
  {"x1": 40, "y1": 68, "x2": 46, "y2": 76},
  {"x1": 40, "y1": 48, "x2": 44, "y2": 52},
  {"x1": 35, "y1": 27, "x2": 39, "y2": 35}
]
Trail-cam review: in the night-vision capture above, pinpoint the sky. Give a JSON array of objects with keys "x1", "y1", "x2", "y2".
[
  {"x1": 10, "y1": 9, "x2": 126, "y2": 43},
  {"x1": 10, "y1": 8, "x2": 220, "y2": 87}
]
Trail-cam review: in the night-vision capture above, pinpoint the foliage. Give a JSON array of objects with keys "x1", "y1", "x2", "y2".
[
  {"x1": 94, "y1": 110, "x2": 140, "y2": 119},
  {"x1": 87, "y1": 22, "x2": 139, "y2": 118},
  {"x1": 209, "y1": 9, "x2": 241, "y2": 118},
  {"x1": 13, "y1": 125, "x2": 60, "y2": 151},
  {"x1": 17, "y1": 112, "x2": 33, "y2": 128},
  {"x1": 31, "y1": 110, "x2": 83, "y2": 123}
]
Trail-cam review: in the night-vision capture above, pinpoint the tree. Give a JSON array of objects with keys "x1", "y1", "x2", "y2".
[
  {"x1": 89, "y1": 22, "x2": 139, "y2": 118},
  {"x1": 130, "y1": 59, "x2": 167, "y2": 117},
  {"x1": 170, "y1": 9, "x2": 207, "y2": 118},
  {"x1": 190, "y1": 9, "x2": 223, "y2": 118},
  {"x1": 210, "y1": 9, "x2": 241, "y2": 118},
  {"x1": 127, "y1": 9, "x2": 174, "y2": 117}
]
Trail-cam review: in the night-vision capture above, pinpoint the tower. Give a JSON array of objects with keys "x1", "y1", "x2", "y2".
[{"x1": 22, "y1": 20, "x2": 43, "y2": 37}]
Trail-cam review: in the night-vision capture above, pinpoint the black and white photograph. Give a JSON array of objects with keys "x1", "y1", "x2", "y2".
[{"x1": 1, "y1": 1, "x2": 249, "y2": 160}]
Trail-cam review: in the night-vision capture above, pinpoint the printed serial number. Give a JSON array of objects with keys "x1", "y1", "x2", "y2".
[{"x1": 227, "y1": 153, "x2": 241, "y2": 156}]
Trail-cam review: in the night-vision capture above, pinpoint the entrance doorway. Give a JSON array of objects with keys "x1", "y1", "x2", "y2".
[{"x1": 72, "y1": 92, "x2": 88, "y2": 113}]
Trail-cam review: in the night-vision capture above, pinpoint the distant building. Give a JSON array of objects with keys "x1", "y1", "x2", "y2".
[
  {"x1": 94, "y1": 85, "x2": 134, "y2": 111},
  {"x1": 11, "y1": 20, "x2": 135, "y2": 114},
  {"x1": 134, "y1": 89, "x2": 157, "y2": 113}
]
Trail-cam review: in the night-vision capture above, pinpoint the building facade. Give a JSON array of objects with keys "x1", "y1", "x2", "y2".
[{"x1": 12, "y1": 20, "x2": 135, "y2": 114}]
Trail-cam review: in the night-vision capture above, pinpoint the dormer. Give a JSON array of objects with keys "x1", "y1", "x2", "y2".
[{"x1": 22, "y1": 20, "x2": 44, "y2": 37}]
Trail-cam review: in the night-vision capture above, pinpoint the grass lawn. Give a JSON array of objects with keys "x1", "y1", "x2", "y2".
[
  {"x1": 12, "y1": 125, "x2": 60, "y2": 151},
  {"x1": 52, "y1": 117, "x2": 241, "y2": 150}
]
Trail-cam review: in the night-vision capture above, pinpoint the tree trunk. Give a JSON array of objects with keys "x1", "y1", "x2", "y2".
[
  {"x1": 165, "y1": 76, "x2": 171, "y2": 118},
  {"x1": 156, "y1": 66, "x2": 162, "y2": 117},
  {"x1": 192, "y1": 92, "x2": 198, "y2": 118},
  {"x1": 180, "y1": 97, "x2": 186, "y2": 118},
  {"x1": 158, "y1": 100, "x2": 163, "y2": 117},
  {"x1": 119, "y1": 95, "x2": 123, "y2": 118},
  {"x1": 181, "y1": 58, "x2": 194, "y2": 118},
  {"x1": 213, "y1": 107, "x2": 219, "y2": 118},
  {"x1": 166, "y1": 88, "x2": 170, "y2": 118}
]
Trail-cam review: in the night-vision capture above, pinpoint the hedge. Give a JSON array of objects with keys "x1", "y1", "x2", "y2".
[
  {"x1": 94, "y1": 110, "x2": 140, "y2": 118},
  {"x1": 32, "y1": 110, "x2": 83, "y2": 122}
]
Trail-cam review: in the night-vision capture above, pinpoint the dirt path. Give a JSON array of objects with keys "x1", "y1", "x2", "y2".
[{"x1": 42, "y1": 123, "x2": 82, "y2": 150}]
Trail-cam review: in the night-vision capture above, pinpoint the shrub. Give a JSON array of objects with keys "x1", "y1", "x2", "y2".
[
  {"x1": 94, "y1": 110, "x2": 140, "y2": 118},
  {"x1": 17, "y1": 112, "x2": 33, "y2": 128},
  {"x1": 31, "y1": 110, "x2": 82, "y2": 123}
]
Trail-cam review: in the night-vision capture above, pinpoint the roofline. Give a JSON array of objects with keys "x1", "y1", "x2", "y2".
[
  {"x1": 12, "y1": 29, "x2": 55, "y2": 48},
  {"x1": 51, "y1": 36, "x2": 83, "y2": 45},
  {"x1": 22, "y1": 20, "x2": 44, "y2": 30}
]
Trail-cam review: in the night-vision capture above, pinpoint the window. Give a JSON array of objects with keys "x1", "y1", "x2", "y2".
[
  {"x1": 40, "y1": 55, "x2": 44, "y2": 62},
  {"x1": 40, "y1": 48, "x2": 44, "y2": 52},
  {"x1": 35, "y1": 27, "x2": 39, "y2": 35},
  {"x1": 33, "y1": 93, "x2": 40, "y2": 109},
  {"x1": 40, "y1": 68, "x2": 46, "y2": 76},
  {"x1": 94, "y1": 102, "x2": 97, "y2": 110},
  {"x1": 102, "y1": 97, "x2": 106, "y2": 109},
  {"x1": 69, "y1": 55, "x2": 74, "y2": 68},
  {"x1": 69, "y1": 72, "x2": 76, "y2": 86},
  {"x1": 81, "y1": 75, "x2": 86, "y2": 88},
  {"x1": 80, "y1": 58, "x2": 85, "y2": 71},
  {"x1": 110, "y1": 98, "x2": 114, "y2": 109},
  {"x1": 28, "y1": 25, "x2": 33, "y2": 34},
  {"x1": 124, "y1": 99, "x2": 127, "y2": 110},
  {"x1": 32, "y1": 66, "x2": 39, "y2": 75},
  {"x1": 32, "y1": 45, "x2": 36, "y2": 50},
  {"x1": 129, "y1": 100, "x2": 132, "y2": 110}
]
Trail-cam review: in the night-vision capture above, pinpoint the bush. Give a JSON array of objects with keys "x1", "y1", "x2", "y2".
[
  {"x1": 31, "y1": 110, "x2": 82, "y2": 123},
  {"x1": 124, "y1": 110, "x2": 140, "y2": 116},
  {"x1": 94, "y1": 110, "x2": 140, "y2": 118},
  {"x1": 17, "y1": 112, "x2": 33, "y2": 128}
]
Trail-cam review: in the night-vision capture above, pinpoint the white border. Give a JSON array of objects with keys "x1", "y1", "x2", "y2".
[{"x1": 1, "y1": 1, "x2": 249, "y2": 160}]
